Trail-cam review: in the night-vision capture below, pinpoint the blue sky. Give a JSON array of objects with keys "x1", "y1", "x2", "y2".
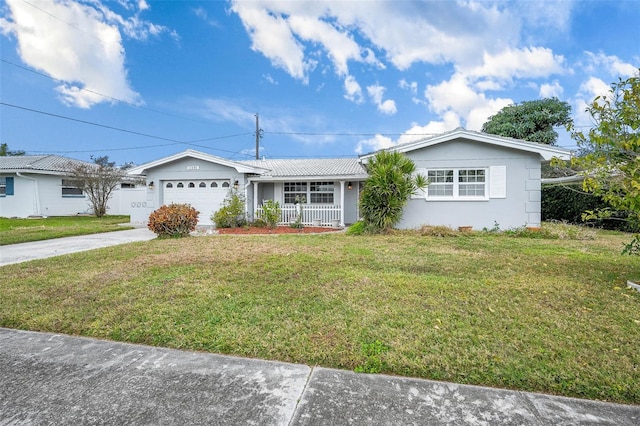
[{"x1": 1, "y1": 0, "x2": 639, "y2": 166}]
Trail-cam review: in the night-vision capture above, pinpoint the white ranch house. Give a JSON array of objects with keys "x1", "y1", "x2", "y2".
[
  {"x1": 0, "y1": 155, "x2": 144, "y2": 218},
  {"x1": 127, "y1": 129, "x2": 572, "y2": 230}
]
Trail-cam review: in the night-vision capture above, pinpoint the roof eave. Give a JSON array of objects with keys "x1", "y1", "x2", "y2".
[
  {"x1": 127, "y1": 149, "x2": 267, "y2": 176},
  {"x1": 249, "y1": 174, "x2": 369, "y2": 182},
  {"x1": 359, "y1": 129, "x2": 573, "y2": 162}
]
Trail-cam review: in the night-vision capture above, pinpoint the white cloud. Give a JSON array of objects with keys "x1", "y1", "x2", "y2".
[
  {"x1": 263, "y1": 74, "x2": 278, "y2": 85},
  {"x1": 229, "y1": 1, "x2": 526, "y2": 81},
  {"x1": 355, "y1": 134, "x2": 395, "y2": 155},
  {"x1": 424, "y1": 73, "x2": 512, "y2": 131},
  {"x1": 463, "y1": 47, "x2": 566, "y2": 83},
  {"x1": 378, "y1": 100, "x2": 397, "y2": 115},
  {"x1": 0, "y1": 0, "x2": 174, "y2": 108},
  {"x1": 0, "y1": 0, "x2": 146, "y2": 108},
  {"x1": 344, "y1": 75, "x2": 364, "y2": 104},
  {"x1": 192, "y1": 7, "x2": 221, "y2": 28},
  {"x1": 572, "y1": 77, "x2": 611, "y2": 128},
  {"x1": 288, "y1": 15, "x2": 362, "y2": 77},
  {"x1": 367, "y1": 83, "x2": 397, "y2": 115},
  {"x1": 354, "y1": 112, "x2": 461, "y2": 155},
  {"x1": 584, "y1": 51, "x2": 638, "y2": 78},
  {"x1": 539, "y1": 80, "x2": 564, "y2": 98},
  {"x1": 399, "y1": 79, "x2": 417, "y2": 95},
  {"x1": 229, "y1": 1, "x2": 311, "y2": 83}
]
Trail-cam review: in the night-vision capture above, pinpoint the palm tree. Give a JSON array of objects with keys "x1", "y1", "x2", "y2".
[{"x1": 360, "y1": 151, "x2": 427, "y2": 232}]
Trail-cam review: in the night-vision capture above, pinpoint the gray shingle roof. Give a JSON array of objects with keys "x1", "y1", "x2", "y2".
[
  {"x1": 0, "y1": 155, "x2": 94, "y2": 173},
  {"x1": 240, "y1": 158, "x2": 367, "y2": 178}
]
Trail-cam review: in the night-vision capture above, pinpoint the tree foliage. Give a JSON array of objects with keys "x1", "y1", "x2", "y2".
[
  {"x1": 0, "y1": 143, "x2": 25, "y2": 156},
  {"x1": 569, "y1": 70, "x2": 640, "y2": 253},
  {"x1": 68, "y1": 156, "x2": 127, "y2": 217},
  {"x1": 482, "y1": 97, "x2": 572, "y2": 145},
  {"x1": 212, "y1": 189, "x2": 247, "y2": 228},
  {"x1": 360, "y1": 151, "x2": 427, "y2": 233}
]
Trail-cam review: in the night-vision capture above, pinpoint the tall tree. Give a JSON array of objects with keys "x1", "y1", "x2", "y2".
[
  {"x1": 568, "y1": 70, "x2": 640, "y2": 254},
  {"x1": 0, "y1": 143, "x2": 25, "y2": 156},
  {"x1": 360, "y1": 151, "x2": 427, "y2": 233},
  {"x1": 482, "y1": 97, "x2": 572, "y2": 145},
  {"x1": 68, "y1": 156, "x2": 127, "y2": 218}
]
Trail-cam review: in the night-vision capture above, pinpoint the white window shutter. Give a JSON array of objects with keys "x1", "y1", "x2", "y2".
[{"x1": 489, "y1": 166, "x2": 506, "y2": 198}]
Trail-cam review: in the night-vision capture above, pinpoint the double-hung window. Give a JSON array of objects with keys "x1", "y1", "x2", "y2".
[
  {"x1": 61, "y1": 179, "x2": 83, "y2": 197},
  {"x1": 310, "y1": 181, "x2": 334, "y2": 204},
  {"x1": 284, "y1": 181, "x2": 335, "y2": 204},
  {"x1": 426, "y1": 168, "x2": 487, "y2": 200},
  {"x1": 0, "y1": 176, "x2": 14, "y2": 196},
  {"x1": 284, "y1": 182, "x2": 307, "y2": 204}
]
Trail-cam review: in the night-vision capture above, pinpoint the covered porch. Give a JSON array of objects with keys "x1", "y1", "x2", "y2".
[
  {"x1": 255, "y1": 203, "x2": 343, "y2": 227},
  {"x1": 242, "y1": 157, "x2": 369, "y2": 228}
]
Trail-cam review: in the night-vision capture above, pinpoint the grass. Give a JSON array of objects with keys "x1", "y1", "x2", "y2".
[
  {"x1": 1, "y1": 224, "x2": 639, "y2": 404},
  {"x1": 0, "y1": 215, "x2": 133, "y2": 245}
]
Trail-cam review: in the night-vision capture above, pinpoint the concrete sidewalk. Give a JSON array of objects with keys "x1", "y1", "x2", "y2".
[
  {"x1": 0, "y1": 228, "x2": 156, "y2": 266},
  {"x1": 1, "y1": 328, "x2": 638, "y2": 425}
]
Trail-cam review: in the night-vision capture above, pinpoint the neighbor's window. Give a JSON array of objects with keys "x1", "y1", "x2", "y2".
[
  {"x1": 284, "y1": 182, "x2": 307, "y2": 204},
  {"x1": 0, "y1": 177, "x2": 6, "y2": 196},
  {"x1": 61, "y1": 179, "x2": 83, "y2": 197},
  {"x1": 426, "y1": 169, "x2": 486, "y2": 199}
]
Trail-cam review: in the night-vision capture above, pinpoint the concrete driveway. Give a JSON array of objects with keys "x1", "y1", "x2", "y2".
[{"x1": 0, "y1": 228, "x2": 156, "y2": 266}]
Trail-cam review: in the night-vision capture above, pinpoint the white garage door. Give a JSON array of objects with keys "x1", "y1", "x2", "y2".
[{"x1": 163, "y1": 180, "x2": 231, "y2": 226}]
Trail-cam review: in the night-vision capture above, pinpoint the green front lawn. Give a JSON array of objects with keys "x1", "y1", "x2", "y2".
[
  {"x1": 0, "y1": 215, "x2": 133, "y2": 245},
  {"x1": 1, "y1": 225, "x2": 639, "y2": 404}
]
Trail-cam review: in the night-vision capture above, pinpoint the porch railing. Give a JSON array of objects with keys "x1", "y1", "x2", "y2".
[{"x1": 256, "y1": 204, "x2": 341, "y2": 226}]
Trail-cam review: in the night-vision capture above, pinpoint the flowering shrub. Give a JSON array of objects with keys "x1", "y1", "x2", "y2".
[{"x1": 148, "y1": 203, "x2": 199, "y2": 238}]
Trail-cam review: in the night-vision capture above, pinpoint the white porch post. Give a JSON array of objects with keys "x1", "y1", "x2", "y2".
[
  {"x1": 253, "y1": 181, "x2": 259, "y2": 220},
  {"x1": 339, "y1": 180, "x2": 345, "y2": 227}
]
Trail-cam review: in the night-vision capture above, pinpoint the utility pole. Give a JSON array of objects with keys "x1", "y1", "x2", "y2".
[{"x1": 255, "y1": 113, "x2": 263, "y2": 160}]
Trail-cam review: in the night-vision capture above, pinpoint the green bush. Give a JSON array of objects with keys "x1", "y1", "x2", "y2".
[
  {"x1": 258, "y1": 200, "x2": 281, "y2": 229},
  {"x1": 212, "y1": 189, "x2": 247, "y2": 228},
  {"x1": 542, "y1": 184, "x2": 638, "y2": 232},
  {"x1": 360, "y1": 151, "x2": 427, "y2": 233},
  {"x1": 148, "y1": 203, "x2": 199, "y2": 238},
  {"x1": 346, "y1": 221, "x2": 367, "y2": 235}
]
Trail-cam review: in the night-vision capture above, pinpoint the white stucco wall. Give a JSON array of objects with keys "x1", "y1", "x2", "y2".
[
  {"x1": 0, "y1": 173, "x2": 145, "y2": 219},
  {"x1": 140, "y1": 157, "x2": 246, "y2": 226},
  {"x1": 398, "y1": 138, "x2": 543, "y2": 230},
  {"x1": 0, "y1": 173, "x2": 91, "y2": 217}
]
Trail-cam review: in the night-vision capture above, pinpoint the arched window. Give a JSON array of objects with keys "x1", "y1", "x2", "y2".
[
  {"x1": 222, "y1": 181, "x2": 230, "y2": 188},
  {"x1": 199, "y1": 182, "x2": 206, "y2": 188},
  {"x1": 166, "y1": 182, "x2": 173, "y2": 188},
  {"x1": 211, "y1": 182, "x2": 218, "y2": 188},
  {"x1": 177, "y1": 182, "x2": 184, "y2": 188},
  {"x1": 188, "y1": 182, "x2": 195, "y2": 188}
]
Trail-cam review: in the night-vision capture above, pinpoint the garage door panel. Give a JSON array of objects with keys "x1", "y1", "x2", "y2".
[{"x1": 163, "y1": 180, "x2": 229, "y2": 225}]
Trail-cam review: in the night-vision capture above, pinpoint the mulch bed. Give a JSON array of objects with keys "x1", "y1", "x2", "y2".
[{"x1": 215, "y1": 226, "x2": 342, "y2": 235}]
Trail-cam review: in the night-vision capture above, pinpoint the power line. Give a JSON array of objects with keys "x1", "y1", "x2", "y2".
[
  {"x1": 21, "y1": 0, "x2": 102, "y2": 42},
  {"x1": 0, "y1": 102, "x2": 254, "y2": 156},
  {"x1": 1, "y1": 59, "x2": 218, "y2": 125}
]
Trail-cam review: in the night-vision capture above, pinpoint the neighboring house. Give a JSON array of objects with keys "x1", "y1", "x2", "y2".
[
  {"x1": 127, "y1": 128, "x2": 571, "y2": 229},
  {"x1": 0, "y1": 155, "x2": 144, "y2": 218},
  {"x1": 126, "y1": 151, "x2": 368, "y2": 226},
  {"x1": 360, "y1": 128, "x2": 572, "y2": 230}
]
